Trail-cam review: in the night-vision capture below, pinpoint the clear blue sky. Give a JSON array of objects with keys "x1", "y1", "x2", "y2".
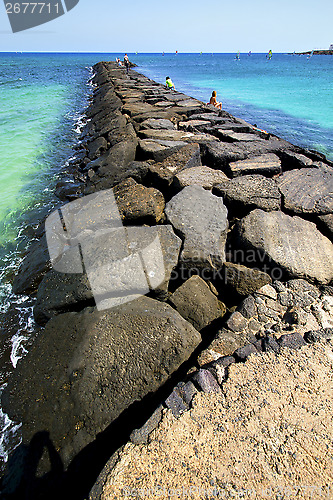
[{"x1": 1, "y1": 0, "x2": 332, "y2": 53}]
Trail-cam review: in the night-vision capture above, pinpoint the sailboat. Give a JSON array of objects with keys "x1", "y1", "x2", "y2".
[
  {"x1": 307, "y1": 50, "x2": 314, "y2": 59},
  {"x1": 235, "y1": 51, "x2": 240, "y2": 60},
  {"x1": 266, "y1": 49, "x2": 273, "y2": 60}
]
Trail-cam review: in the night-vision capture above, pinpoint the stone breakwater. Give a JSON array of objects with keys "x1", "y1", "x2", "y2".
[{"x1": 1, "y1": 61, "x2": 333, "y2": 499}]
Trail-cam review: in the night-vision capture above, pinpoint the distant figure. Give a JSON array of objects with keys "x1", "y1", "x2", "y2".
[
  {"x1": 248, "y1": 51, "x2": 252, "y2": 56},
  {"x1": 166, "y1": 76, "x2": 175, "y2": 90},
  {"x1": 266, "y1": 49, "x2": 273, "y2": 60},
  {"x1": 124, "y1": 53, "x2": 130, "y2": 73},
  {"x1": 208, "y1": 90, "x2": 222, "y2": 110},
  {"x1": 235, "y1": 51, "x2": 240, "y2": 60}
]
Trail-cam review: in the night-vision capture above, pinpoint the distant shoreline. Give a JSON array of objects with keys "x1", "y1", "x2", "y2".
[{"x1": 293, "y1": 49, "x2": 333, "y2": 55}]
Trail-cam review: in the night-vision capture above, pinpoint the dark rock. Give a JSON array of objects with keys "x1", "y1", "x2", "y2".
[
  {"x1": 204, "y1": 141, "x2": 247, "y2": 170},
  {"x1": 130, "y1": 406, "x2": 163, "y2": 445},
  {"x1": 176, "y1": 381, "x2": 198, "y2": 405},
  {"x1": 12, "y1": 235, "x2": 51, "y2": 296},
  {"x1": 192, "y1": 369, "x2": 222, "y2": 393},
  {"x1": 147, "y1": 143, "x2": 202, "y2": 191},
  {"x1": 54, "y1": 181, "x2": 83, "y2": 201},
  {"x1": 278, "y1": 333, "x2": 307, "y2": 350},
  {"x1": 86, "y1": 161, "x2": 150, "y2": 193},
  {"x1": 138, "y1": 139, "x2": 188, "y2": 162},
  {"x1": 318, "y1": 214, "x2": 333, "y2": 240},
  {"x1": 227, "y1": 153, "x2": 282, "y2": 178},
  {"x1": 236, "y1": 295, "x2": 258, "y2": 319},
  {"x1": 304, "y1": 328, "x2": 333, "y2": 343},
  {"x1": 34, "y1": 223, "x2": 182, "y2": 324},
  {"x1": 2, "y1": 297, "x2": 201, "y2": 472},
  {"x1": 236, "y1": 209, "x2": 333, "y2": 284},
  {"x1": 169, "y1": 275, "x2": 226, "y2": 331},
  {"x1": 262, "y1": 335, "x2": 280, "y2": 353},
  {"x1": 215, "y1": 174, "x2": 281, "y2": 214},
  {"x1": 165, "y1": 186, "x2": 228, "y2": 271},
  {"x1": 87, "y1": 137, "x2": 108, "y2": 160},
  {"x1": 277, "y1": 168, "x2": 333, "y2": 214},
  {"x1": 280, "y1": 151, "x2": 314, "y2": 170},
  {"x1": 165, "y1": 390, "x2": 189, "y2": 417},
  {"x1": 234, "y1": 343, "x2": 259, "y2": 361},
  {"x1": 87, "y1": 140, "x2": 137, "y2": 176},
  {"x1": 223, "y1": 262, "x2": 272, "y2": 297}
]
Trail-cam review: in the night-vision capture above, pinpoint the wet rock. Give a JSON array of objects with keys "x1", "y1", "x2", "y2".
[
  {"x1": 169, "y1": 275, "x2": 226, "y2": 331},
  {"x1": 165, "y1": 186, "x2": 228, "y2": 272},
  {"x1": 223, "y1": 262, "x2": 272, "y2": 297},
  {"x1": 87, "y1": 137, "x2": 108, "y2": 160},
  {"x1": 236, "y1": 209, "x2": 333, "y2": 284},
  {"x1": 227, "y1": 153, "x2": 282, "y2": 178},
  {"x1": 277, "y1": 168, "x2": 333, "y2": 214},
  {"x1": 12, "y1": 235, "x2": 51, "y2": 296},
  {"x1": 54, "y1": 181, "x2": 83, "y2": 201},
  {"x1": 2, "y1": 297, "x2": 201, "y2": 472},
  {"x1": 174, "y1": 166, "x2": 229, "y2": 191},
  {"x1": 214, "y1": 174, "x2": 281, "y2": 214}
]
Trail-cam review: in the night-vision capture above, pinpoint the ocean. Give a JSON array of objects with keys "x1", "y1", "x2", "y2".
[{"x1": 0, "y1": 51, "x2": 332, "y2": 466}]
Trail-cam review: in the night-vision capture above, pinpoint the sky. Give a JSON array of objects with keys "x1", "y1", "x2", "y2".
[{"x1": 0, "y1": 0, "x2": 332, "y2": 53}]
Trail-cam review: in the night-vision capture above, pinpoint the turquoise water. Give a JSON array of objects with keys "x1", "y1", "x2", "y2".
[
  {"x1": 0, "y1": 51, "x2": 332, "y2": 465},
  {"x1": 132, "y1": 53, "x2": 333, "y2": 161}
]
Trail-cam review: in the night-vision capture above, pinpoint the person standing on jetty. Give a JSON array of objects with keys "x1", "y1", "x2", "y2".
[
  {"x1": 124, "y1": 54, "x2": 130, "y2": 74},
  {"x1": 208, "y1": 90, "x2": 222, "y2": 110},
  {"x1": 166, "y1": 76, "x2": 175, "y2": 90}
]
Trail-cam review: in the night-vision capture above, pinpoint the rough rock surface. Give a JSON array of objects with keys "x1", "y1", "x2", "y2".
[
  {"x1": 222, "y1": 262, "x2": 272, "y2": 296},
  {"x1": 236, "y1": 209, "x2": 333, "y2": 284},
  {"x1": 2, "y1": 297, "x2": 201, "y2": 472},
  {"x1": 214, "y1": 174, "x2": 281, "y2": 213},
  {"x1": 227, "y1": 153, "x2": 282, "y2": 177},
  {"x1": 165, "y1": 186, "x2": 228, "y2": 271},
  {"x1": 173, "y1": 166, "x2": 229, "y2": 191},
  {"x1": 101, "y1": 342, "x2": 333, "y2": 500},
  {"x1": 277, "y1": 167, "x2": 333, "y2": 214},
  {"x1": 113, "y1": 178, "x2": 165, "y2": 224},
  {"x1": 34, "y1": 225, "x2": 182, "y2": 325},
  {"x1": 169, "y1": 276, "x2": 226, "y2": 331}
]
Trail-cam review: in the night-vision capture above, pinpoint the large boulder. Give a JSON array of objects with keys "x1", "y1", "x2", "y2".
[
  {"x1": 236, "y1": 209, "x2": 333, "y2": 284},
  {"x1": 227, "y1": 153, "x2": 282, "y2": 178},
  {"x1": 2, "y1": 297, "x2": 201, "y2": 472},
  {"x1": 147, "y1": 143, "x2": 201, "y2": 191},
  {"x1": 165, "y1": 186, "x2": 228, "y2": 271},
  {"x1": 276, "y1": 168, "x2": 333, "y2": 214},
  {"x1": 169, "y1": 275, "x2": 226, "y2": 331},
  {"x1": 113, "y1": 178, "x2": 165, "y2": 224},
  {"x1": 12, "y1": 234, "x2": 51, "y2": 295},
  {"x1": 214, "y1": 174, "x2": 281, "y2": 214},
  {"x1": 173, "y1": 166, "x2": 229, "y2": 191},
  {"x1": 34, "y1": 225, "x2": 182, "y2": 325}
]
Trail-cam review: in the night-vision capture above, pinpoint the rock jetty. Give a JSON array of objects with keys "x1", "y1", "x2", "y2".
[{"x1": 1, "y1": 61, "x2": 333, "y2": 500}]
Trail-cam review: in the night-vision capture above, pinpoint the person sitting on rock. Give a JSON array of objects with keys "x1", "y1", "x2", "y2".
[
  {"x1": 208, "y1": 90, "x2": 222, "y2": 110},
  {"x1": 166, "y1": 76, "x2": 175, "y2": 90}
]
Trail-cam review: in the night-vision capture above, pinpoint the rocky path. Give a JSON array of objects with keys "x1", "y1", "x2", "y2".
[{"x1": 1, "y1": 62, "x2": 333, "y2": 499}]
